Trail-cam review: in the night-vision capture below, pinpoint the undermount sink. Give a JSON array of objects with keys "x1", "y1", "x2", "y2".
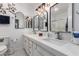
[{"x1": 43, "y1": 38, "x2": 70, "y2": 46}]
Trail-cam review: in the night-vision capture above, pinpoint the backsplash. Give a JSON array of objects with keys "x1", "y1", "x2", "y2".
[{"x1": 60, "y1": 33, "x2": 73, "y2": 41}]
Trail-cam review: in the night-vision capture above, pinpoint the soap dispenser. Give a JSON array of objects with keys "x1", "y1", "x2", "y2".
[{"x1": 72, "y1": 31, "x2": 79, "y2": 44}]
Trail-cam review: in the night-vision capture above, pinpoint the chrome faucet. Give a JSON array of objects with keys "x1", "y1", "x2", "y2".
[
  {"x1": 55, "y1": 32, "x2": 62, "y2": 40},
  {"x1": 47, "y1": 32, "x2": 50, "y2": 38}
]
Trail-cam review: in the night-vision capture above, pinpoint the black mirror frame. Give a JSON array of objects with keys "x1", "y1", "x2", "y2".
[
  {"x1": 33, "y1": 11, "x2": 48, "y2": 32},
  {"x1": 50, "y1": 3, "x2": 73, "y2": 33}
]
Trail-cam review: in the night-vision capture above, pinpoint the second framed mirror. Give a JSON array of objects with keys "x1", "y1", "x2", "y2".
[{"x1": 50, "y1": 3, "x2": 73, "y2": 33}]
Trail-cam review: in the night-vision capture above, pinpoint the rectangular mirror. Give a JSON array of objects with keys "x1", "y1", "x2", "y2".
[
  {"x1": 50, "y1": 3, "x2": 72, "y2": 32},
  {"x1": 25, "y1": 17, "x2": 32, "y2": 28},
  {"x1": 33, "y1": 11, "x2": 48, "y2": 32},
  {"x1": 38, "y1": 11, "x2": 48, "y2": 31}
]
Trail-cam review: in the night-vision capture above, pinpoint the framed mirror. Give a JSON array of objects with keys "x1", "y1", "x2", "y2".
[
  {"x1": 38, "y1": 11, "x2": 48, "y2": 31},
  {"x1": 25, "y1": 16, "x2": 32, "y2": 28},
  {"x1": 15, "y1": 12, "x2": 25, "y2": 29},
  {"x1": 33, "y1": 11, "x2": 48, "y2": 32},
  {"x1": 50, "y1": 3, "x2": 72, "y2": 32}
]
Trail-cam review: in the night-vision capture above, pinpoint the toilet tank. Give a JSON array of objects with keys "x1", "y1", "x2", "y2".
[{"x1": 0, "y1": 36, "x2": 9, "y2": 46}]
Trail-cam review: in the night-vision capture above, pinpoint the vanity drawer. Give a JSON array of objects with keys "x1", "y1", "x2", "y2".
[
  {"x1": 28, "y1": 40, "x2": 33, "y2": 46},
  {"x1": 36, "y1": 45, "x2": 55, "y2": 56},
  {"x1": 32, "y1": 42, "x2": 42, "y2": 56}
]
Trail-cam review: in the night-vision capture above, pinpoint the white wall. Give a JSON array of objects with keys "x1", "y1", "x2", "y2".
[
  {"x1": 68, "y1": 4, "x2": 72, "y2": 32},
  {"x1": 73, "y1": 3, "x2": 79, "y2": 31}
]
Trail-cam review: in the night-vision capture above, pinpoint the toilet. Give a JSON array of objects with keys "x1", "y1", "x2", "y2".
[
  {"x1": 0, "y1": 36, "x2": 8, "y2": 56},
  {"x1": 0, "y1": 45, "x2": 7, "y2": 56}
]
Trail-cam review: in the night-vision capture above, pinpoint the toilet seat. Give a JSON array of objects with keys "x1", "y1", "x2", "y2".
[{"x1": 0, "y1": 45, "x2": 7, "y2": 55}]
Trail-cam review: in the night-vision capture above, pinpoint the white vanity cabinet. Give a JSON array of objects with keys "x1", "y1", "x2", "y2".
[
  {"x1": 23, "y1": 35, "x2": 56, "y2": 56},
  {"x1": 31, "y1": 42, "x2": 42, "y2": 56},
  {"x1": 36, "y1": 44, "x2": 55, "y2": 56},
  {"x1": 23, "y1": 35, "x2": 42, "y2": 56},
  {"x1": 23, "y1": 36, "x2": 33, "y2": 56}
]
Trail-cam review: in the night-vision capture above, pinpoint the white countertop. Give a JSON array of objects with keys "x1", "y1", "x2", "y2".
[{"x1": 23, "y1": 33, "x2": 79, "y2": 56}]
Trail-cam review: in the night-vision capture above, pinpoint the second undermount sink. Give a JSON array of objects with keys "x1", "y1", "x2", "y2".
[{"x1": 43, "y1": 37, "x2": 70, "y2": 46}]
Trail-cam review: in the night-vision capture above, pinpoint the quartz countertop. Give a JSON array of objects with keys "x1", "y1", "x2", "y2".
[{"x1": 23, "y1": 33, "x2": 79, "y2": 56}]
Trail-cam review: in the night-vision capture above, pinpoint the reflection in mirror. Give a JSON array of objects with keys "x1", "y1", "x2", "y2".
[
  {"x1": 32, "y1": 3, "x2": 49, "y2": 32},
  {"x1": 25, "y1": 16, "x2": 32, "y2": 28},
  {"x1": 33, "y1": 12, "x2": 48, "y2": 32},
  {"x1": 38, "y1": 11, "x2": 48, "y2": 31},
  {"x1": 15, "y1": 12, "x2": 25, "y2": 29},
  {"x1": 33, "y1": 15, "x2": 39, "y2": 31},
  {"x1": 50, "y1": 3, "x2": 72, "y2": 32}
]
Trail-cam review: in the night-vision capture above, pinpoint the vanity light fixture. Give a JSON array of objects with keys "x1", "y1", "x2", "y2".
[
  {"x1": 42, "y1": 3, "x2": 50, "y2": 11},
  {"x1": 0, "y1": 3, "x2": 16, "y2": 15},
  {"x1": 25, "y1": 16, "x2": 32, "y2": 21},
  {"x1": 6, "y1": 3, "x2": 16, "y2": 14},
  {"x1": 35, "y1": 5, "x2": 44, "y2": 15},
  {"x1": 0, "y1": 3, "x2": 6, "y2": 14},
  {"x1": 35, "y1": 3, "x2": 50, "y2": 15},
  {"x1": 41, "y1": 3, "x2": 46, "y2": 11},
  {"x1": 35, "y1": 8, "x2": 42, "y2": 15},
  {"x1": 39, "y1": 5, "x2": 44, "y2": 13},
  {"x1": 28, "y1": 16, "x2": 32, "y2": 21}
]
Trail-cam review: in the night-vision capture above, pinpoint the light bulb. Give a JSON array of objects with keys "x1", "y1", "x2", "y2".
[
  {"x1": 45, "y1": 6, "x2": 49, "y2": 11},
  {"x1": 54, "y1": 7, "x2": 59, "y2": 12}
]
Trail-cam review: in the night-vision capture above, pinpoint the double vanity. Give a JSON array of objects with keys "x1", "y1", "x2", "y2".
[
  {"x1": 23, "y1": 33, "x2": 79, "y2": 56},
  {"x1": 18, "y1": 3, "x2": 79, "y2": 56}
]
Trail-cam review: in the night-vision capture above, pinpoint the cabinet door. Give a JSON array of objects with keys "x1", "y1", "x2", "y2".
[
  {"x1": 23, "y1": 36, "x2": 33, "y2": 56},
  {"x1": 25, "y1": 39, "x2": 29, "y2": 54},
  {"x1": 36, "y1": 45, "x2": 55, "y2": 56},
  {"x1": 23, "y1": 36, "x2": 27, "y2": 49},
  {"x1": 32, "y1": 43, "x2": 42, "y2": 56},
  {"x1": 23, "y1": 36, "x2": 29, "y2": 54},
  {"x1": 28, "y1": 40, "x2": 33, "y2": 56}
]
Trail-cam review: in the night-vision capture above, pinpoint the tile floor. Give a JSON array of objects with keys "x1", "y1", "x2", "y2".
[
  {"x1": 5, "y1": 39, "x2": 28, "y2": 56},
  {"x1": 5, "y1": 47, "x2": 27, "y2": 56},
  {"x1": 10, "y1": 48, "x2": 27, "y2": 56}
]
